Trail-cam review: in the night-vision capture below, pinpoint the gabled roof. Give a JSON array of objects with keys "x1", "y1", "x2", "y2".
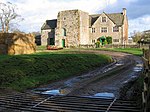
[
  {"x1": 89, "y1": 12, "x2": 124, "y2": 27},
  {"x1": 41, "y1": 19, "x2": 57, "y2": 30},
  {"x1": 106, "y1": 13, "x2": 124, "y2": 26},
  {"x1": 89, "y1": 14, "x2": 101, "y2": 27}
]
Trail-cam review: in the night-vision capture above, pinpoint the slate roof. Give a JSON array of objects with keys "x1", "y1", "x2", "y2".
[
  {"x1": 41, "y1": 19, "x2": 57, "y2": 30},
  {"x1": 106, "y1": 13, "x2": 124, "y2": 26},
  {"x1": 89, "y1": 12, "x2": 124, "y2": 27},
  {"x1": 143, "y1": 30, "x2": 150, "y2": 33},
  {"x1": 89, "y1": 14, "x2": 101, "y2": 27}
]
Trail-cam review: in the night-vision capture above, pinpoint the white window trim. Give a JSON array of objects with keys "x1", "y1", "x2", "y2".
[{"x1": 101, "y1": 27, "x2": 108, "y2": 33}]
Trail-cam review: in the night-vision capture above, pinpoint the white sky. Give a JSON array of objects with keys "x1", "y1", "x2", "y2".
[{"x1": 1, "y1": 0, "x2": 150, "y2": 36}]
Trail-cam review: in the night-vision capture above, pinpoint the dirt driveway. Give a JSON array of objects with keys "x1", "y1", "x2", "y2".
[{"x1": 33, "y1": 50, "x2": 143, "y2": 100}]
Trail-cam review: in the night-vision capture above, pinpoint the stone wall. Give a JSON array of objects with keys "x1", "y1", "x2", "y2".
[
  {"x1": 55, "y1": 10, "x2": 80, "y2": 47},
  {"x1": 0, "y1": 33, "x2": 36, "y2": 55},
  {"x1": 41, "y1": 29, "x2": 55, "y2": 46},
  {"x1": 79, "y1": 11, "x2": 89, "y2": 45},
  {"x1": 55, "y1": 9, "x2": 90, "y2": 47}
]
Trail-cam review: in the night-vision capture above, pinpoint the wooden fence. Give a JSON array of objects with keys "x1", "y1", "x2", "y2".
[{"x1": 142, "y1": 45, "x2": 150, "y2": 112}]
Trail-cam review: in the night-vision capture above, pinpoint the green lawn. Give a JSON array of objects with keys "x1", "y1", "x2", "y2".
[
  {"x1": 36, "y1": 46, "x2": 143, "y2": 56},
  {"x1": 89, "y1": 48, "x2": 143, "y2": 56},
  {"x1": 0, "y1": 52, "x2": 112, "y2": 91},
  {"x1": 36, "y1": 45, "x2": 47, "y2": 51}
]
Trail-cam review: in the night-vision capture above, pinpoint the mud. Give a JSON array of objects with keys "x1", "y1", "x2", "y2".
[{"x1": 32, "y1": 50, "x2": 143, "y2": 100}]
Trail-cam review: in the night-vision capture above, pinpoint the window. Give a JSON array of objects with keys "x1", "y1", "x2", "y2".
[
  {"x1": 113, "y1": 26, "x2": 119, "y2": 32},
  {"x1": 62, "y1": 28, "x2": 66, "y2": 36},
  {"x1": 113, "y1": 39, "x2": 119, "y2": 42},
  {"x1": 101, "y1": 27, "x2": 107, "y2": 33},
  {"x1": 102, "y1": 17, "x2": 106, "y2": 22},
  {"x1": 92, "y1": 39, "x2": 95, "y2": 43},
  {"x1": 92, "y1": 28, "x2": 95, "y2": 33}
]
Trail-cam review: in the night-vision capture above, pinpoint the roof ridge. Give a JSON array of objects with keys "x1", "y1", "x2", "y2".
[
  {"x1": 107, "y1": 12, "x2": 122, "y2": 15},
  {"x1": 90, "y1": 14, "x2": 101, "y2": 16},
  {"x1": 103, "y1": 12, "x2": 116, "y2": 24},
  {"x1": 46, "y1": 19, "x2": 57, "y2": 21},
  {"x1": 104, "y1": 12, "x2": 124, "y2": 26}
]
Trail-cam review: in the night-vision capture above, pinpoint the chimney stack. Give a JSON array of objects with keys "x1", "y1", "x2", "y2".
[{"x1": 122, "y1": 8, "x2": 126, "y2": 16}]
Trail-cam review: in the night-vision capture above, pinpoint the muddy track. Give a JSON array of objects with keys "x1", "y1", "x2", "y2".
[
  {"x1": 67, "y1": 56, "x2": 135, "y2": 96},
  {"x1": 33, "y1": 50, "x2": 143, "y2": 99}
]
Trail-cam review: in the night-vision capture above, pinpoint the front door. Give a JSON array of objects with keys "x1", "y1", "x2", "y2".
[
  {"x1": 50, "y1": 38, "x2": 54, "y2": 45},
  {"x1": 62, "y1": 39, "x2": 65, "y2": 47}
]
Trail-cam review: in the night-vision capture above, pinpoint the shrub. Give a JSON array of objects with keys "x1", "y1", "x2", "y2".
[
  {"x1": 95, "y1": 41, "x2": 100, "y2": 48},
  {"x1": 106, "y1": 36, "x2": 112, "y2": 44}
]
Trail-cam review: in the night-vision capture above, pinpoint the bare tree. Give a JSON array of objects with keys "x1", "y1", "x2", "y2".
[
  {"x1": 0, "y1": 2, "x2": 23, "y2": 33},
  {"x1": 131, "y1": 31, "x2": 142, "y2": 43}
]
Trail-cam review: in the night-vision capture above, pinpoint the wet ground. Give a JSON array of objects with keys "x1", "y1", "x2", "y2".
[{"x1": 32, "y1": 50, "x2": 143, "y2": 99}]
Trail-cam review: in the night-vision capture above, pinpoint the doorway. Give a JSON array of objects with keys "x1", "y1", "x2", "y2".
[
  {"x1": 50, "y1": 38, "x2": 55, "y2": 45},
  {"x1": 62, "y1": 39, "x2": 65, "y2": 47}
]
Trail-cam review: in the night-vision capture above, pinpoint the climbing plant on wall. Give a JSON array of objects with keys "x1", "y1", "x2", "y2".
[{"x1": 106, "y1": 36, "x2": 112, "y2": 44}]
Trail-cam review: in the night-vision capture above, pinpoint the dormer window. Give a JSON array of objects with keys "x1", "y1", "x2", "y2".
[{"x1": 102, "y1": 17, "x2": 106, "y2": 22}]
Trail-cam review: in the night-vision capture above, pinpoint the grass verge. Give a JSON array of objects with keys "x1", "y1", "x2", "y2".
[{"x1": 0, "y1": 53, "x2": 112, "y2": 91}]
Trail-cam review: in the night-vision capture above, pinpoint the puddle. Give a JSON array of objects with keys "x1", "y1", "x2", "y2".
[
  {"x1": 133, "y1": 64, "x2": 143, "y2": 72},
  {"x1": 32, "y1": 88, "x2": 52, "y2": 94},
  {"x1": 133, "y1": 67, "x2": 143, "y2": 72},
  {"x1": 136, "y1": 64, "x2": 143, "y2": 66},
  {"x1": 131, "y1": 75, "x2": 137, "y2": 78},
  {"x1": 91, "y1": 92, "x2": 115, "y2": 99},
  {"x1": 103, "y1": 67, "x2": 116, "y2": 73},
  {"x1": 37, "y1": 88, "x2": 71, "y2": 95},
  {"x1": 115, "y1": 63, "x2": 124, "y2": 66},
  {"x1": 41, "y1": 89, "x2": 62, "y2": 95}
]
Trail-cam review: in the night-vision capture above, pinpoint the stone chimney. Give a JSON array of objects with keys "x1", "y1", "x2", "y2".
[{"x1": 122, "y1": 8, "x2": 126, "y2": 16}]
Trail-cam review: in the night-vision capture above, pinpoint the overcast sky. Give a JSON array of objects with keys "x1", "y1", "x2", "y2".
[{"x1": 1, "y1": 0, "x2": 150, "y2": 36}]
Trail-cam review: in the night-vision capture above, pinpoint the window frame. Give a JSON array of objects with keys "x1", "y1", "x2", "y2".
[
  {"x1": 102, "y1": 17, "x2": 107, "y2": 22},
  {"x1": 113, "y1": 26, "x2": 119, "y2": 32},
  {"x1": 113, "y1": 39, "x2": 119, "y2": 42},
  {"x1": 101, "y1": 27, "x2": 107, "y2": 33},
  {"x1": 92, "y1": 39, "x2": 95, "y2": 43},
  {"x1": 62, "y1": 28, "x2": 66, "y2": 36},
  {"x1": 92, "y1": 28, "x2": 95, "y2": 33}
]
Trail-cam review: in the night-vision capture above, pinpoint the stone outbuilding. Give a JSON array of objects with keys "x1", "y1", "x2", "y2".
[{"x1": 41, "y1": 8, "x2": 128, "y2": 47}]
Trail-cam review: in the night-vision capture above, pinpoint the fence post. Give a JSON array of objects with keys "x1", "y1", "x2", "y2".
[{"x1": 142, "y1": 46, "x2": 150, "y2": 112}]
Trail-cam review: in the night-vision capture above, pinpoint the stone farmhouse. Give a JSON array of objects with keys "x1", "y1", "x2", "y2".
[{"x1": 41, "y1": 8, "x2": 128, "y2": 47}]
